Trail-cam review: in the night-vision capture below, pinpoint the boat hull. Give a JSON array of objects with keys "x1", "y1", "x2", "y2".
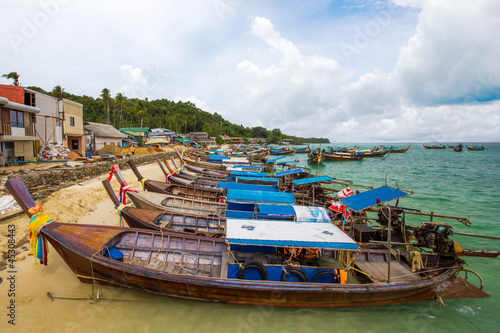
[{"x1": 41, "y1": 223, "x2": 480, "y2": 307}]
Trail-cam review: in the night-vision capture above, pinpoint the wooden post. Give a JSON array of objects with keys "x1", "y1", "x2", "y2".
[{"x1": 387, "y1": 205, "x2": 392, "y2": 283}]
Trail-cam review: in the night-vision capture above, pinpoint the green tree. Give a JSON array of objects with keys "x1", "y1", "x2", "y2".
[
  {"x1": 115, "y1": 92, "x2": 125, "y2": 128},
  {"x1": 134, "y1": 100, "x2": 147, "y2": 145},
  {"x1": 52, "y1": 85, "x2": 65, "y2": 99},
  {"x1": 101, "y1": 88, "x2": 111, "y2": 124},
  {"x1": 2, "y1": 72, "x2": 20, "y2": 86}
]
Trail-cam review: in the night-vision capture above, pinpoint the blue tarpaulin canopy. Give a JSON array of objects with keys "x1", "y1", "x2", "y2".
[
  {"x1": 227, "y1": 189, "x2": 295, "y2": 204},
  {"x1": 209, "y1": 155, "x2": 229, "y2": 160},
  {"x1": 341, "y1": 186, "x2": 410, "y2": 212},
  {"x1": 292, "y1": 176, "x2": 335, "y2": 186},
  {"x1": 276, "y1": 168, "x2": 303, "y2": 177},
  {"x1": 217, "y1": 182, "x2": 277, "y2": 192},
  {"x1": 266, "y1": 156, "x2": 286, "y2": 164},
  {"x1": 236, "y1": 177, "x2": 279, "y2": 186}
]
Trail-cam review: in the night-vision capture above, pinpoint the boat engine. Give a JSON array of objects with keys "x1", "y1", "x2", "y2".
[
  {"x1": 413, "y1": 222, "x2": 457, "y2": 257},
  {"x1": 377, "y1": 206, "x2": 403, "y2": 228}
]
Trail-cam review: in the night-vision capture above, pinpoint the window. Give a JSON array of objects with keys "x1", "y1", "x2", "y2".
[
  {"x1": 72, "y1": 140, "x2": 79, "y2": 150},
  {"x1": 70, "y1": 116, "x2": 75, "y2": 126},
  {"x1": 10, "y1": 110, "x2": 24, "y2": 128}
]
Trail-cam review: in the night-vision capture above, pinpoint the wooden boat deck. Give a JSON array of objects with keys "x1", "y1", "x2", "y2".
[{"x1": 108, "y1": 231, "x2": 225, "y2": 278}]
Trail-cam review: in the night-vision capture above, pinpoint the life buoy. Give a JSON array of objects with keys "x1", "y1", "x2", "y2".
[
  {"x1": 238, "y1": 261, "x2": 268, "y2": 280},
  {"x1": 281, "y1": 267, "x2": 308, "y2": 282},
  {"x1": 312, "y1": 270, "x2": 340, "y2": 283}
]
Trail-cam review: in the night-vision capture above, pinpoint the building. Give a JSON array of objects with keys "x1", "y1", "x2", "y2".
[
  {"x1": 25, "y1": 88, "x2": 64, "y2": 147},
  {"x1": 61, "y1": 98, "x2": 85, "y2": 156},
  {"x1": 184, "y1": 132, "x2": 215, "y2": 145},
  {"x1": 0, "y1": 85, "x2": 41, "y2": 161},
  {"x1": 230, "y1": 137, "x2": 243, "y2": 144},
  {"x1": 119, "y1": 127, "x2": 150, "y2": 146},
  {"x1": 84, "y1": 121, "x2": 127, "y2": 152}
]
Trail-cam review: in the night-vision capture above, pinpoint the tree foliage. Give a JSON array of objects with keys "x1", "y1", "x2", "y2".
[{"x1": 27, "y1": 85, "x2": 329, "y2": 143}]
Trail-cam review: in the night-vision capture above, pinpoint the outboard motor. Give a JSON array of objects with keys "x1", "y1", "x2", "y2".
[{"x1": 413, "y1": 222, "x2": 457, "y2": 257}]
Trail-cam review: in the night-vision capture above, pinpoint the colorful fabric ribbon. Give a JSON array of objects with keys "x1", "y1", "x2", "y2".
[{"x1": 28, "y1": 206, "x2": 52, "y2": 265}]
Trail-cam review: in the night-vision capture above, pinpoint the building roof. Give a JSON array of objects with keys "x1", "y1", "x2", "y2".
[
  {"x1": 119, "y1": 127, "x2": 150, "y2": 133},
  {"x1": 85, "y1": 122, "x2": 127, "y2": 138}
]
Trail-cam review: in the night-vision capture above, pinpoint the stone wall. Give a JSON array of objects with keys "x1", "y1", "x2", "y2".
[{"x1": 8, "y1": 152, "x2": 175, "y2": 200}]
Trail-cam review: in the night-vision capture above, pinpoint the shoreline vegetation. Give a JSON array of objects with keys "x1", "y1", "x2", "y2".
[{"x1": 26, "y1": 85, "x2": 330, "y2": 145}]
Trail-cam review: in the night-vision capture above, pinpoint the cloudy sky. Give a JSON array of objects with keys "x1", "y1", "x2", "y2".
[{"x1": 1, "y1": 0, "x2": 499, "y2": 142}]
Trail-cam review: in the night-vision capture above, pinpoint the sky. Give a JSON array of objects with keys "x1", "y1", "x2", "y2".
[{"x1": 1, "y1": 0, "x2": 499, "y2": 142}]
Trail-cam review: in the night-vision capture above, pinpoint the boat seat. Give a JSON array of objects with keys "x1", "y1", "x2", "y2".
[{"x1": 354, "y1": 259, "x2": 419, "y2": 283}]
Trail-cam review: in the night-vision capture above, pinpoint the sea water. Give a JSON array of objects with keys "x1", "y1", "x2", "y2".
[{"x1": 7, "y1": 143, "x2": 500, "y2": 333}]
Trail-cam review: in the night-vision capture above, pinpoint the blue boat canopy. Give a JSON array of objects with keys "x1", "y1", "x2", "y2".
[
  {"x1": 258, "y1": 204, "x2": 330, "y2": 223},
  {"x1": 292, "y1": 176, "x2": 335, "y2": 186},
  {"x1": 341, "y1": 186, "x2": 410, "y2": 212},
  {"x1": 230, "y1": 171, "x2": 268, "y2": 178},
  {"x1": 226, "y1": 219, "x2": 358, "y2": 250},
  {"x1": 217, "y1": 182, "x2": 277, "y2": 192},
  {"x1": 275, "y1": 168, "x2": 302, "y2": 177},
  {"x1": 266, "y1": 156, "x2": 286, "y2": 164},
  {"x1": 275, "y1": 160, "x2": 298, "y2": 165},
  {"x1": 227, "y1": 189, "x2": 295, "y2": 204}
]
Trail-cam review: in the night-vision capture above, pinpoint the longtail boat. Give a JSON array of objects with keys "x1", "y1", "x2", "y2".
[
  {"x1": 5, "y1": 178, "x2": 493, "y2": 307},
  {"x1": 128, "y1": 160, "x2": 223, "y2": 202},
  {"x1": 323, "y1": 153, "x2": 363, "y2": 161},
  {"x1": 110, "y1": 166, "x2": 225, "y2": 216},
  {"x1": 466, "y1": 144, "x2": 485, "y2": 151},
  {"x1": 382, "y1": 144, "x2": 411, "y2": 153},
  {"x1": 358, "y1": 149, "x2": 388, "y2": 157},
  {"x1": 423, "y1": 144, "x2": 446, "y2": 149},
  {"x1": 453, "y1": 143, "x2": 463, "y2": 152},
  {"x1": 102, "y1": 179, "x2": 226, "y2": 234}
]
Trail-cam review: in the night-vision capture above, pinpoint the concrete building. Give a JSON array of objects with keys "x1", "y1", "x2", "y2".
[
  {"x1": 0, "y1": 86, "x2": 40, "y2": 161},
  {"x1": 25, "y1": 88, "x2": 64, "y2": 146},
  {"x1": 62, "y1": 98, "x2": 85, "y2": 156}
]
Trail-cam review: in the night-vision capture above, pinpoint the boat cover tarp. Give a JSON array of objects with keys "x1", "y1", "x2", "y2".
[
  {"x1": 292, "y1": 176, "x2": 335, "y2": 186},
  {"x1": 230, "y1": 171, "x2": 268, "y2": 178},
  {"x1": 217, "y1": 182, "x2": 277, "y2": 192},
  {"x1": 266, "y1": 156, "x2": 286, "y2": 164},
  {"x1": 224, "y1": 210, "x2": 291, "y2": 220},
  {"x1": 232, "y1": 164, "x2": 263, "y2": 170},
  {"x1": 275, "y1": 168, "x2": 302, "y2": 177},
  {"x1": 227, "y1": 189, "x2": 295, "y2": 204},
  {"x1": 235, "y1": 177, "x2": 279, "y2": 186},
  {"x1": 341, "y1": 186, "x2": 409, "y2": 212},
  {"x1": 209, "y1": 155, "x2": 228, "y2": 160},
  {"x1": 274, "y1": 160, "x2": 298, "y2": 165},
  {"x1": 257, "y1": 204, "x2": 330, "y2": 223},
  {"x1": 226, "y1": 219, "x2": 358, "y2": 250}
]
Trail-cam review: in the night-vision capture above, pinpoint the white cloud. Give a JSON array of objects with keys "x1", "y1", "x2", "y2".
[{"x1": 119, "y1": 65, "x2": 149, "y2": 99}]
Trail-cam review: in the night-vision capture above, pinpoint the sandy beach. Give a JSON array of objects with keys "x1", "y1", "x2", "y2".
[{"x1": 0, "y1": 162, "x2": 166, "y2": 331}]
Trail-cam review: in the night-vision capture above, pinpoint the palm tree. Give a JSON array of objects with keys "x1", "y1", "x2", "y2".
[
  {"x1": 115, "y1": 93, "x2": 125, "y2": 128},
  {"x1": 101, "y1": 88, "x2": 111, "y2": 125},
  {"x1": 2, "y1": 72, "x2": 20, "y2": 86},
  {"x1": 134, "y1": 100, "x2": 146, "y2": 145},
  {"x1": 52, "y1": 85, "x2": 65, "y2": 99}
]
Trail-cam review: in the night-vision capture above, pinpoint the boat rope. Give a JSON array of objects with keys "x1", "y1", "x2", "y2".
[
  {"x1": 434, "y1": 293, "x2": 446, "y2": 309},
  {"x1": 460, "y1": 268, "x2": 484, "y2": 289},
  {"x1": 153, "y1": 227, "x2": 165, "y2": 260},
  {"x1": 139, "y1": 177, "x2": 147, "y2": 191},
  {"x1": 28, "y1": 205, "x2": 52, "y2": 266},
  {"x1": 89, "y1": 248, "x2": 104, "y2": 300}
]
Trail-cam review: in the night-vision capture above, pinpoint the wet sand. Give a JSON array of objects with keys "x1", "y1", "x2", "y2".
[{"x1": 0, "y1": 162, "x2": 166, "y2": 331}]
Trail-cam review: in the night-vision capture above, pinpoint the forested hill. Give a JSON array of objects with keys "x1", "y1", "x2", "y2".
[{"x1": 27, "y1": 86, "x2": 330, "y2": 144}]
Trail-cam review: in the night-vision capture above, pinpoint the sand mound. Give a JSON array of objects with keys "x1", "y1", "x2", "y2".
[{"x1": 99, "y1": 144, "x2": 122, "y2": 155}]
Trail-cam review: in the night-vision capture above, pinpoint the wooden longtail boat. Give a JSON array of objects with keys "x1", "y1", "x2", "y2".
[
  {"x1": 163, "y1": 158, "x2": 228, "y2": 181},
  {"x1": 102, "y1": 179, "x2": 226, "y2": 234},
  {"x1": 128, "y1": 160, "x2": 223, "y2": 202},
  {"x1": 453, "y1": 144, "x2": 463, "y2": 152},
  {"x1": 5, "y1": 178, "x2": 491, "y2": 307},
  {"x1": 358, "y1": 149, "x2": 388, "y2": 157},
  {"x1": 423, "y1": 144, "x2": 446, "y2": 149},
  {"x1": 323, "y1": 153, "x2": 363, "y2": 161},
  {"x1": 466, "y1": 144, "x2": 485, "y2": 151},
  {"x1": 110, "y1": 167, "x2": 225, "y2": 216},
  {"x1": 384, "y1": 144, "x2": 411, "y2": 153}
]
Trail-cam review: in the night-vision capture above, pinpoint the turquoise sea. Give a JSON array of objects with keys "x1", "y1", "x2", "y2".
[{"x1": 9, "y1": 143, "x2": 500, "y2": 333}]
